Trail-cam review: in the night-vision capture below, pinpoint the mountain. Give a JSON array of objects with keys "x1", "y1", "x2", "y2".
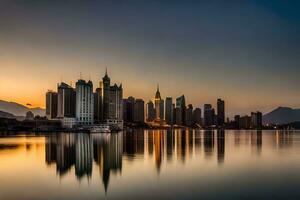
[
  {"x1": 0, "y1": 100, "x2": 45, "y2": 117},
  {"x1": 0, "y1": 110, "x2": 15, "y2": 118},
  {"x1": 263, "y1": 107, "x2": 300, "y2": 124}
]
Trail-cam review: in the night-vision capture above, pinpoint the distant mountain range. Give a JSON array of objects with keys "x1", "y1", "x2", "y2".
[
  {"x1": 0, "y1": 110, "x2": 15, "y2": 118},
  {"x1": 263, "y1": 107, "x2": 300, "y2": 124},
  {"x1": 0, "y1": 100, "x2": 45, "y2": 117}
]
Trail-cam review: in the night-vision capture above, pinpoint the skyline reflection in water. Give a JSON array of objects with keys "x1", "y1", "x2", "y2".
[{"x1": 0, "y1": 130, "x2": 299, "y2": 200}]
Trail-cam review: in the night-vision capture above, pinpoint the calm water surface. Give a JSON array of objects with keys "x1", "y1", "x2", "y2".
[{"x1": 0, "y1": 130, "x2": 300, "y2": 200}]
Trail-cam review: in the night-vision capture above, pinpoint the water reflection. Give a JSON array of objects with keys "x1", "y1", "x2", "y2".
[
  {"x1": 44, "y1": 130, "x2": 297, "y2": 192},
  {"x1": 46, "y1": 133, "x2": 122, "y2": 191}
]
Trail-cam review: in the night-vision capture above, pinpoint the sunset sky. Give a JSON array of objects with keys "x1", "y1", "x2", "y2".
[{"x1": 0, "y1": 0, "x2": 299, "y2": 117}]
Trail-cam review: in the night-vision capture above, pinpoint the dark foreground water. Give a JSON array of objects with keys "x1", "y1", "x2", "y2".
[{"x1": 0, "y1": 130, "x2": 300, "y2": 200}]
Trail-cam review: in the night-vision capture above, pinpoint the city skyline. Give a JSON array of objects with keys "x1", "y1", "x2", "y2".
[
  {"x1": 1, "y1": 1, "x2": 300, "y2": 116},
  {"x1": 1, "y1": 69, "x2": 298, "y2": 118}
]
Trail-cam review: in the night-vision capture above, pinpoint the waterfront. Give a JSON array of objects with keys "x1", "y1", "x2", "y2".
[{"x1": 1, "y1": 130, "x2": 300, "y2": 200}]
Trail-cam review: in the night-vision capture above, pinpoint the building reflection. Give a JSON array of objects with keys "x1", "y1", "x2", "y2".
[
  {"x1": 274, "y1": 130, "x2": 293, "y2": 149},
  {"x1": 123, "y1": 129, "x2": 144, "y2": 160},
  {"x1": 217, "y1": 130, "x2": 225, "y2": 164},
  {"x1": 92, "y1": 133, "x2": 122, "y2": 192},
  {"x1": 251, "y1": 130, "x2": 262, "y2": 155},
  {"x1": 45, "y1": 133, "x2": 76, "y2": 176},
  {"x1": 204, "y1": 130, "x2": 214, "y2": 159},
  {"x1": 45, "y1": 133, "x2": 122, "y2": 192},
  {"x1": 45, "y1": 130, "x2": 290, "y2": 191}
]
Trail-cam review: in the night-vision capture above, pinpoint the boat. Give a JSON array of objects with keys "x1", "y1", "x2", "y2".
[{"x1": 89, "y1": 125, "x2": 111, "y2": 133}]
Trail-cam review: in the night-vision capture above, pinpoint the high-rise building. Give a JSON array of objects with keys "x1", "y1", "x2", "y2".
[
  {"x1": 176, "y1": 95, "x2": 186, "y2": 125},
  {"x1": 123, "y1": 96, "x2": 135, "y2": 122},
  {"x1": 94, "y1": 87, "x2": 103, "y2": 124},
  {"x1": 57, "y1": 82, "x2": 76, "y2": 118},
  {"x1": 46, "y1": 90, "x2": 58, "y2": 119},
  {"x1": 240, "y1": 115, "x2": 251, "y2": 129},
  {"x1": 159, "y1": 99, "x2": 164, "y2": 120},
  {"x1": 217, "y1": 98, "x2": 225, "y2": 127},
  {"x1": 204, "y1": 104, "x2": 213, "y2": 127},
  {"x1": 234, "y1": 115, "x2": 240, "y2": 129},
  {"x1": 186, "y1": 104, "x2": 193, "y2": 126},
  {"x1": 76, "y1": 80, "x2": 94, "y2": 125},
  {"x1": 165, "y1": 97, "x2": 173, "y2": 125},
  {"x1": 154, "y1": 85, "x2": 164, "y2": 121},
  {"x1": 146, "y1": 101, "x2": 156, "y2": 122},
  {"x1": 102, "y1": 69, "x2": 110, "y2": 121},
  {"x1": 101, "y1": 70, "x2": 123, "y2": 129},
  {"x1": 172, "y1": 103, "x2": 176, "y2": 125},
  {"x1": 251, "y1": 111, "x2": 262, "y2": 129},
  {"x1": 212, "y1": 108, "x2": 217, "y2": 126},
  {"x1": 175, "y1": 107, "x2": 181, "y2": 125},
  {"x1": 108, "y1": 83, "x2": 123, "y2": 120},
  {"x1": 192, "y1": 108, "x2": 202, "y2": 126},
  {"x1": 134, "y1": 99, "x2": 145, "y2": 123}
]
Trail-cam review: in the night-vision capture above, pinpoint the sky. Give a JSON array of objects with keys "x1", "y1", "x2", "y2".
[{"x1": 0, "y1": 0, "x2": 299, "y2": 117}]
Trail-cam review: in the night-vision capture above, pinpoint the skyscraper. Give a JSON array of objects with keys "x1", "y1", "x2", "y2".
[
  {"x1": 176, "y1": 95, "x2": 186, "y2": 125},
  {"x1": 175, "y1": 107, "x2": 182, "y2": 125},
  {"x1": 165, "y1": 97, "x2": 173, "y2": 125},
  {"x1": 57, "y1": 82, "x2": 76, "y2": 118},
  {"x1": 108, "y1": 83, "x2": 123, "y2": 120},
  {"x1": 76, "y1": 80, "x2": 94, "y2": 125},
  {"x1": 192, "y1": 108, "x2": 202, "y2": 126},
  {"x1": 217, "y1": 98, "x2": 225, "y2": 127},
  {"x1": 186, "y1": 104, "x2": 193, "y2": 127},
  {"x1": 204, "y1": 104, "x2": 213, "y2": 127},
  {"x1": 134, "y1": 99, "x2": 145, "y2": 123},
  {"x1": 240, "y1": 115, "x2": 251, "y2": 129},
  {"x1": 251, "y1": 111, "x2": 262, "y2": 129},
  {"x1": 123, "y1": 96, "x2": 135, "y2": 122},
  {"x1": 101, "y1": 70, "x2": 123, "y2": 129},
  {"x1": 146, "y1": 101, "x2": 155, "y2": 122},
  {"x1": 154, "y1": 85, "x2": 164, "y2": 121},
  {"x1": 46, "y1": 90, "x2": 58, "y2": 119},
  {"x1": 159, "y1": 99, "x2": 164, "y2": 120},
  {"x1": 102, "y1": 69, "x2": 110, "y2": 121},
  {"x1": 234, "y1": 115, "x2": 240, "y2": 129},
  {"x1": 94, "y1": 87, "x2": 103, "y2": 124}
]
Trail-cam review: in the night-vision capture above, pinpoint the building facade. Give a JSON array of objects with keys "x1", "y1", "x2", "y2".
[
  {"x1": 217, "y1": 98, "x2": 225, "y2": 127},
  {"x1": 134, "y1": 99, "x2": 145, "y2": 123},
  {"x1": 165, "y1": 97, "x2": 173, "y2": 125},
  {"x1": 76, "y1": 80, "x2": 94, "y2": 125},
  {"x1": 94, "y1": 87, "x2": 103, "y2": 124},
  {"x1": 154, "y1": 85, "x2": 164, "y2": 121},
  {"x1": 192, "y1": 108, "x2": 202, "y2": 126},
  {"x1": 123, "y1": 96, "x2": 135, "y2": 122},
  {"x1": 186, "y1": 104, "x2": 193, "y2": 126},
  {"x1": 46, "y1": 90, "x2": 58, "y2": 119},
  {"x1": 204, "y1": 104, "x2": 213, "y2": 127},
  {"x1": 146, "y1": 101, "x2": 156, "y2": 122},
  {"x1": 251, "y1": 111, "x2": 262, "y2": 129},
  {"x1": 176, "y1": 95, "x2": 186, "y2": 125},
  {"x1": 57, "y1": 82, "x2": 76, "y2": 118}
]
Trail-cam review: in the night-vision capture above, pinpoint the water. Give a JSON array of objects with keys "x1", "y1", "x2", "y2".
[{"x1": 0, "y1": 130, "x2": 300, "y2": 200}]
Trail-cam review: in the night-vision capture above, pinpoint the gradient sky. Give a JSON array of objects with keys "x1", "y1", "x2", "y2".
[{"x1": 0, "y1": 0, "x2": 299, "y2": 117}]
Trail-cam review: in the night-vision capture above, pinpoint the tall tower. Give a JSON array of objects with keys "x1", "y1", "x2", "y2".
[
  {"x1": 165, "y1": 97, "x2": 173, "y2": 125},
  {"x1": 154, "y1": 84, "x2": 162, "y2": 120},
  {"x1": 176, "y1": 95, "x2": 186, "y2": 125},
  {"x1": 102, "y1": 68, "x2": 110, "y2": 121},
  {"x1": 217, "y1": 98, "x2": 225, "y2": 127}
]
